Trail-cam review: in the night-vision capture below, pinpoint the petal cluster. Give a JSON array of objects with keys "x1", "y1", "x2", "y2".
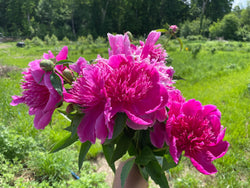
[
  {"x1": 166, "y1": 99, "x2": 229, "y2": 174},
  {"x1": 65, "y1": 54, "x2": 169, "y2": 144},
  {"x1": 10, "y1": 47, "x2": 68, "y2": 129}
]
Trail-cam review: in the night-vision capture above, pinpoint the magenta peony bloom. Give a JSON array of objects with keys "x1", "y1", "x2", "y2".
[
  {"x1": 64, "y1": 54, "x2": 169, "y2": 144},
  {"x1": 108, "y1": 31, "x2": 174, "y2": 86},
  {"x1": 166, "y1": 99, "x2": 229, "y2": 174},
  {"x1": 149, "y1": 89, "x2": 185, "y2": 148},
  {"x1": 10, "y1": 47, "x2": 68, "y2": 129}
]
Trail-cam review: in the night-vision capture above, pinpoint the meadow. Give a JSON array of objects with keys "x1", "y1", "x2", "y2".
[{"x1": 0, "y1": 36, "x2": 249, "y2": 187}]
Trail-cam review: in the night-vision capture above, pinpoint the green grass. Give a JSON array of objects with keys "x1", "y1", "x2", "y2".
[{"x1": 0, "y1": 39, "x2": 249, "y2": 187}]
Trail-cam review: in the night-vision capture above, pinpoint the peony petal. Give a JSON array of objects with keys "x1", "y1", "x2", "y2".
[
  {"x1": 108, "y1": 33, "x2": 131, "y2": 56},
  {"x1": 10, "y1": 95, "x2": 24, "y2": 106},
  {"x1": 95, "y1": 113, "x2": 108, "y2": 144},
  {"x1": 56, "y1": 46, "x2": 68, "y2": 61},
  {"x1": 207, "y1": 140, "x2": 230, "y2": 160},
  {"x1": 34, "y1": 110, "x2": 53, "y2": 129},
  {"x1": 155, "y1": 108, "x2": 168, "y2": 122},
  {"x1": 77, "y1": 111, "x2": 97, "y2": 144},
  {"x1": 150, "y1": 121, "x2": 166, "y2": 148},
  {"x1": 182, "y1": 99, "x2": 202, "y2": 117},
  {"x1": 28, "y1": 60, "x2": 46, "y2": 84},
  {"x1": 44, "y1": 72, "x2": 62, "y2": 97},
  {"x1": 69, "y1": 57, "x2": 88, "y2": 74},
  {"x1": 43, "y1": 51, "x2": 55, "y2": 59},
  {"x1": 189, "y1": 151, "x2": 217, "y2": 175},
  {"x1": 108, "y1": 54, "x2": 127, "y2": 69},
  {"x1": 203, "y1": 104, "x2": 221, "y2": 118},
  {"x1": 141, "y1": 31, "x2": 161, "y2": 59}
]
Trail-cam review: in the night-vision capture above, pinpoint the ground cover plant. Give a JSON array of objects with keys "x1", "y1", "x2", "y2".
[{"x1": 0, "y1": 36, "x2": 249, "y2": 187}]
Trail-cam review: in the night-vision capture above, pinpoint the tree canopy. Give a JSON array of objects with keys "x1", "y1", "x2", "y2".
[{"x1": 0, "y1": 0, "x2": 234, "y2": 39}]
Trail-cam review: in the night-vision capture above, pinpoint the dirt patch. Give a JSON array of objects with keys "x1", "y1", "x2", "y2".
[
  {"x1": 0, "y1": 65, "x2": 21, "y2": 77},
  {"x1": 91, "y1": 155, "x2": 116, "y2": 187}
]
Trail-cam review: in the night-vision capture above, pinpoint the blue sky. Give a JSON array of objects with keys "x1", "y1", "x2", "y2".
[{"x1": 232, "y1": 0, "x2": 249, "y2": 8}]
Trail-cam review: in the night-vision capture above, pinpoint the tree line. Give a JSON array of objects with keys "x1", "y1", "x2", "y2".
[{"x1": 0, "y1": 0, "x2": 235, "y2": 40}]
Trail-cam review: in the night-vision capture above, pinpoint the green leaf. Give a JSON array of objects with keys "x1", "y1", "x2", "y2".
[
  {"x1": 138, "y1": 165, "x2": 149, "y2": 181},
  {"x1": 112, "y1": 113, "x2": 127, "y2": 140},
  {"x1": 128, "y1": 141, "x2": 136, "y2": 156},
  {"x1": 50, "y1": 133, "x2": 78, "y2": 153},
  {"x1": 78, "y1": 141, "x2": 92, "y2": 170},
  {"x1": 102, "y1": 143, "x2": 116, "y2": 173},
  {"x1": 50, "y1": 71, "x2": 63, "y2": 96},
  {"x1": 162, "y1": 154, "x2": 178, "y2": 171},
  {"x1": 70, "y1": 114, "x2": 84, "y2": 137},
  {"x1": 135, "y1": 146, "x2": 155, "y2": 166},
  {"x1": 111, "y1": 132, "x2": 131, "y2": 163},
  {"x1": 176, "y1": 37, "x2": 183, "y2": 51},
  {"x1": 121, "y1": 159, "x2": 135, "y2": 188},
  {"x1": 145, "y1": 160, "x2": 169, "y2": 188},
  {"x1": 55, "y1": 59, "x2": 74, "y2": 65},
  {"x1": 156, "y1": 29, "x2": 168, "y2": 33}
]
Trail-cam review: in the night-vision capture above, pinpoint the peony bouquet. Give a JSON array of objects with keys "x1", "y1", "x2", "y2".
[{"x1": 11, "y1": 27, "x2": 229, "y2": 187}]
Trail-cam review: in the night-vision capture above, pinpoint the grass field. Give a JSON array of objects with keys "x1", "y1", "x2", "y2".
[{"x1": 0, "y1": 38, "x2": 249, "y2": 187}]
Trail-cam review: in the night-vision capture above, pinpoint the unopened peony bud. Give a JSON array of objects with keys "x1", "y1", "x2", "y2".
[
  {"x1": 40, "y1": 59, "x2": 55, "y2": 71},
  {"x1": 169, "y1": 25, "x2": 178, "y2": 34},
  {"x1": 63, "y1": 68, "x2": 74, "y2": 83}
]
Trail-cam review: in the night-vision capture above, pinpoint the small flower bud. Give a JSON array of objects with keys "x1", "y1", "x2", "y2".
[
  {"x1": 40, "y1": 59, "x2": 55, "y2": 71},
  {"x1": 63, "y1": 68, "x2": 74, "y2": 83}
]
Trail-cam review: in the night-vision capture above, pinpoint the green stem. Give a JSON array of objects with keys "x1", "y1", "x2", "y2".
[{"x1": 55, "y1": 69, "x2": 72, "y2": 84}]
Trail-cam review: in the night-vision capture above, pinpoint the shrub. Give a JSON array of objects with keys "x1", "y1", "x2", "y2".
[
  {"x1": 209, "y1": 13, "x2": 240, "y2": 40},
  {"x1": 50, "y1": 34, "x2": 59, "y2": 46},
  {"x1": 180, "y1": 18, "x2": 211, "y2": 38},
  {"x1": 44, "y1": 34, "x2": 51, "y2": 45},
  {"x1": 62, "y1": 36, "x2": 70, "y2": 45},
  {"x1": 192, "y1": 44, "x2": 201, "y2": 59},
  {"x1": 31, "y1": 36, "x2": 44, "y2": 46},
  {"x1": 186, "y1": 35, "x2": 206, "y2": 41}
]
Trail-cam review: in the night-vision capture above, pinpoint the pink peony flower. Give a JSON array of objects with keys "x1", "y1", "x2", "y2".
[
  {"x1": 166, "y1": 99, "x2": 229, "y2": 174},
  {"x1": 64, "y1": 54, "x2": 169, "y2": 144},
  {"x1": 10, "y1": 47, "x2": 68, "y2": 129},
  {"x1": 108, "y1": 31, "x2": 174, "y2": 87},
  {"x1": 150, "y1": 89, "x2": 184, "y2": 148}
]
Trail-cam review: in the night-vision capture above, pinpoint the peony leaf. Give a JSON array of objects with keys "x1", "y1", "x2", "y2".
[
  {"x1": 55, "y1": 59, "x2": 74, "y2": 65},
  {"x1": 162, "y1": 154, "x2": 178, "y2": 171},
  {"x1": 121, "y1": 159, "x2": 135, "y2": 188},
  {"x1": 102, "y1": 143, "x2": 116, "y2": 173},
  {"x1": 138, "y1": 165, "x2": 149, "y2": 181},
  {"x1": 111, "y1": 132, "x2": 131, "y2": 163},
  {"x1": 50, "y1": 133, "x2": 78, "y2": 153},
  {"x1": 78, "y1": 141, "x2": 91, "y2": 171},
  {"x1": 156, "y1": 29, "x2": 168, "y2": 33},
  {"x1": 176, "y1": 37, "x2": 183, "y2": 51},
  {"x1": 50, "y1": 71, "x2": 63, "y2": 96},
  {"x1": 135, "y1": 146, "x2": 155, "y2": 166},
  {"x1": 112, "y1": 113, "x2": 127, "y2": 140},
  {"x1": 70, "y1": 114, "x2": 84, "y2": 137},
  {"x1": 145, "y1": 159, "x2": 169, "y2": 188}
]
